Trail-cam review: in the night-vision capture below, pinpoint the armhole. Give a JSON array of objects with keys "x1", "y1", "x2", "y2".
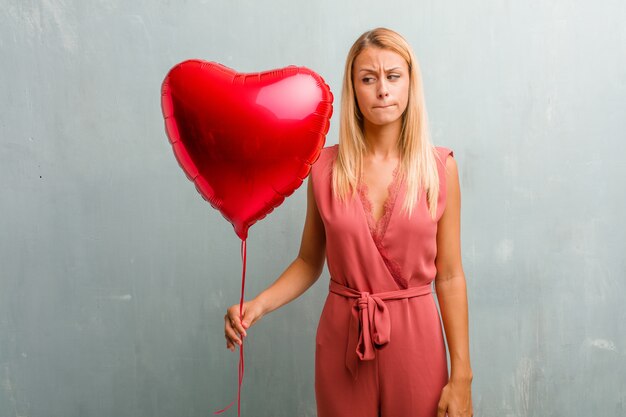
[
  {"x1": 436, "y1": 147, "x2": 454, "y2": 221},
  {"x1": 310, "y1": 145, "x2": 335, "y2": 191}
]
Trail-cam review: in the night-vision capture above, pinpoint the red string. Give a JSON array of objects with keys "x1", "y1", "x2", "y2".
[{"x1": 214, "y1": 238, "x2": 247, "y2": 416}]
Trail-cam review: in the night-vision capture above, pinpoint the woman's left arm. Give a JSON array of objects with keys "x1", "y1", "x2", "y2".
[{"x1": 434, "y1": 154, "x2": 473, "y2": 417}]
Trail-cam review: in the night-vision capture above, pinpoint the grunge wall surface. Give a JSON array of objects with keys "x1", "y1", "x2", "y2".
[{"x1": 1, "y1": 1, "x2": 624, "y2": 416}]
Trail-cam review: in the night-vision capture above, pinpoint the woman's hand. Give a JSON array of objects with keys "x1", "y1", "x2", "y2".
[
  {"x1": 224, "y1": 299, "x2": 265, "y2": 352},
  {"x1": 437, "y1": 378, "x2": 473, "y2": 417}
]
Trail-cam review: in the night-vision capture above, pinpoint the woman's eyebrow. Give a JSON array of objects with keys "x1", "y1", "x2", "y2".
[{"x1": 358, "y1": 67, "x2": 402, "y2": 73}]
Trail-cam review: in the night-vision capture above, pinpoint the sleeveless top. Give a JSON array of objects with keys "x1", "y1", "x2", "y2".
[{"x1": 310, "y1": 144, "x2": 454, "y2": 293}]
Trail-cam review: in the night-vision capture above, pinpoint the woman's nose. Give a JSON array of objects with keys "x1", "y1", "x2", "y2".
[{"x1": 377, "y1": 81, "x2": 389, "y2": 98}]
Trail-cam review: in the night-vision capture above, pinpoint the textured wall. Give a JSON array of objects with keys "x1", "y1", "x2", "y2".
[{"x1": 1, "y1": 1, "x2": 624, "y2": 416}]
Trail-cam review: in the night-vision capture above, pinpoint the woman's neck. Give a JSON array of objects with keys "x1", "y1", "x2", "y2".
[{"x1": 362, "y1": 119, "x2": 402, "y2": 159}]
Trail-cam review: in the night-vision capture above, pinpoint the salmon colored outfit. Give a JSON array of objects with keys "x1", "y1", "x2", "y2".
[{"x1": 310, "y1": 144, "x2": 454, "y2": 417}]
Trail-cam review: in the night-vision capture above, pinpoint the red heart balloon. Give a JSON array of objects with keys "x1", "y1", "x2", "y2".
[{"x1": 161, "y1": 60, "x2": 333, "y2": 240}]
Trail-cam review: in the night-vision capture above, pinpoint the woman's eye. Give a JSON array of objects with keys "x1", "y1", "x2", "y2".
[
  {"x1": 362, "y1": 77, "x2": 374, "y2": 83},
  {"x1": 388, "y1": 74, "x2": 400, "y2": 80}
]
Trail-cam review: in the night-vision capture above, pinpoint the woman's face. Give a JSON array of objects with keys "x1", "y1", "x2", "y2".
[{"x1": 352, "y1": 46, "x2": 410, "y2": 127}]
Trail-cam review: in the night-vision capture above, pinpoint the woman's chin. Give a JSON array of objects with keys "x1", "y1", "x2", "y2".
[{"x1": 366, "y1": 115, "x2": 402, "y2": 127}]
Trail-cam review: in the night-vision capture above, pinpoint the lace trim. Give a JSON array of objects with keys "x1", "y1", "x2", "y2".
[
  {"x1": 357, "y1": 163, "x2": 401, "y2": 241},
  {"x1": 357, "y1": 163, "x2": 408, "y2": 289},
  {"x1": 378, "y1": 242, "x2": 407, "y2": 289}
]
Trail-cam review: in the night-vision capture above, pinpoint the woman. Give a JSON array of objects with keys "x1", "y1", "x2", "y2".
[{"x1": 224, "y1": 27, "x2": 473, "y2": 417}]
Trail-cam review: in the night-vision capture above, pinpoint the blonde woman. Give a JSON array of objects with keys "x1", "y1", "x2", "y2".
[{"x1": 225, "y1": 27, "x2": 473, "y2": 417}]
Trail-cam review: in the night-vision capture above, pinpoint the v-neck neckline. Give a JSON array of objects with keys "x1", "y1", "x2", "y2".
[{"x1": 356, "y1": 161, "x2": 402, "y2": 244}]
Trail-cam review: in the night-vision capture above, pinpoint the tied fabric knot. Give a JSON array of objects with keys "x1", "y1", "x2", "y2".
[
  {"x1": 328, "y1": 278, "x2": 434, "y2": 381},
  {"x1": 352, "y1": 292, "x2": 391, "y2": 363}
]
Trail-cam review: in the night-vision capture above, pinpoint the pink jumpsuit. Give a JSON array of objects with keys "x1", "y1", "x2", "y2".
[{"x1": 310, "y1": 144, "x2": 454, "y2": 417}]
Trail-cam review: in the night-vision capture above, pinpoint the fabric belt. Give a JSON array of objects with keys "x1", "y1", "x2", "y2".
[{"x1": 328, "y1": 278, "x2": 434, "y2": 381}]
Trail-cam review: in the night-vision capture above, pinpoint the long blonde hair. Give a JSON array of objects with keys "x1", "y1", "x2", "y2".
[{"x1": 332, "y1": 27, "x2": 442, "y2": 220}]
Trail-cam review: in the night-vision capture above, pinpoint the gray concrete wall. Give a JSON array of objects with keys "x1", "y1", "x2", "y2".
[{"x1": 1, "y1": 1, "x2": 624, "y2": 416}]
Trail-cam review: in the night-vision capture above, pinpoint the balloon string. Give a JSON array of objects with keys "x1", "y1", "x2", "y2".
[{"x1": 214, "y1": 238, "x2": 247, "y2": 416}]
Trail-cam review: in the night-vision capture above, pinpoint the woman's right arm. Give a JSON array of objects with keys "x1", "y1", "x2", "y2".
[{"x1": 224, "y1": 174, "x2": 326, "y2": 351}]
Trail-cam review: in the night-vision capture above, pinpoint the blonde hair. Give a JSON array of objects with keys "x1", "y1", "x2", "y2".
[{"x1": 332, "y1": 27, "x2": 443, "y2": 220}]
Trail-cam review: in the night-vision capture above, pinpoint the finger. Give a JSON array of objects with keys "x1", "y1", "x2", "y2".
[
  {"x1": 436, "y1": 403, "x2": 446, "y2": 417},
  {"x1": 224, "y1": 315, "x2": 239, "y2": 348},
  {"x1": 226, "y1": 338, "x2": 236, "y2": 352},
  {"x1": 235, "y1": 312, "x2": 249, "y2": 337},
  {"x1": 230, "y1": 314, "x2": 248, "y2": 338},
  {"x1": 238, "y1": 320, "x2": 247, "y2": 338},
  {"x1": 226, "y1": 333, "x2": 238, "y2": 351},
  {"x1": 225, "y1": 326, "x2": 242, "y2": 346},
  {"x1": 225, "y1": 315, "x2": 242, "y2": 338}
]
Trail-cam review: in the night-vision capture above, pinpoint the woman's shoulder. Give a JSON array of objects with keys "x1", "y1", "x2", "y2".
[
  {"x1": 433, "y1": 145, "x2": 455, "y2": 188},
  {"x1": 320, "y1": 143, "x2": 339, "y2": 158},
  {"x1": 432, "y1": 145, "x2": 457, "y2": 220},
  {"x1": 311, "y1": 143, "x2": 338, "y2": 171},
  {"x1": 309, "y1": 144, "x2": 338, "y2": 187},
  {"x1": 434, "y1": 145, "x2": 454, "y2": 161}
]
